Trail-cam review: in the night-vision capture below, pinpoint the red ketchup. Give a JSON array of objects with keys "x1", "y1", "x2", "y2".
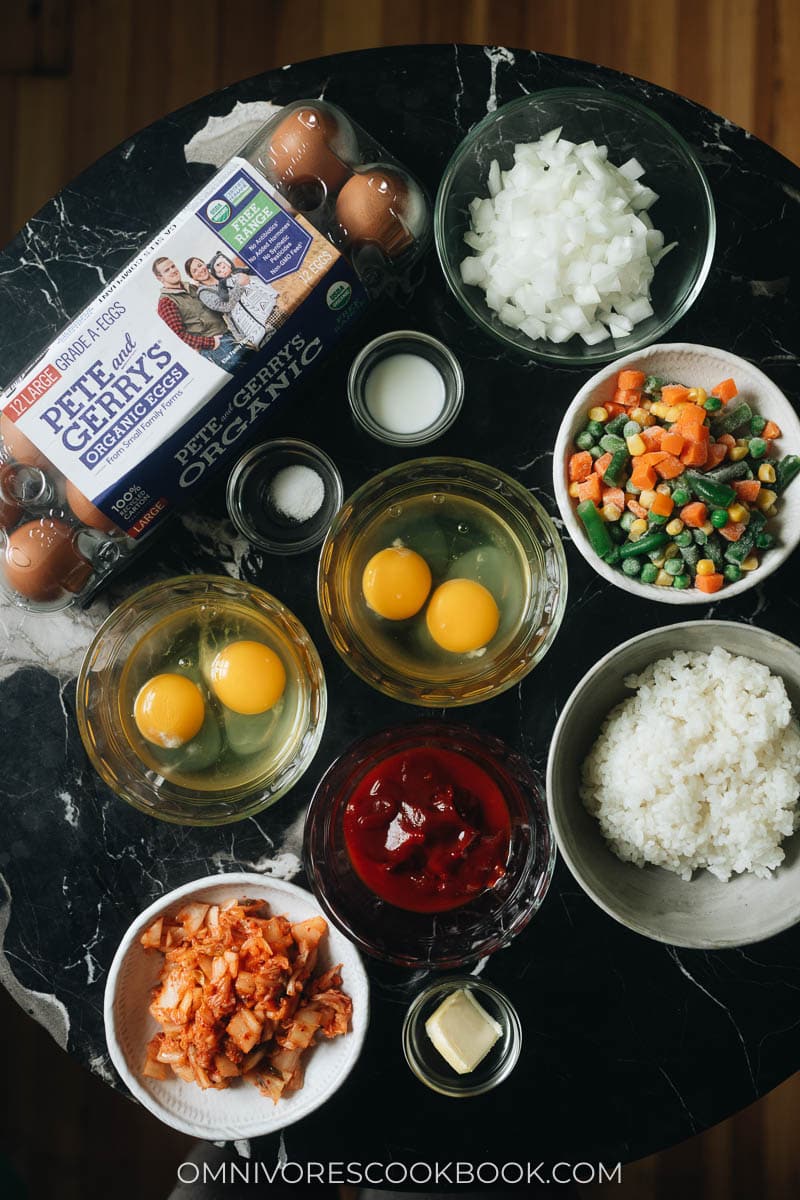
[{"x1": 343, "y1": 746, "x2": 511, "y2": 913}]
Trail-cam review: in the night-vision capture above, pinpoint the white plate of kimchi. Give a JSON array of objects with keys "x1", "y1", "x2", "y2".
[{"x1": 104, "y1": 873, "x2": 370, "y2": 1139}]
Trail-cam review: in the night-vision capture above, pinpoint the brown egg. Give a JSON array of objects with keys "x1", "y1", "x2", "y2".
[
  {"x1": 334, "y1": 168, "x2": 416, "y2": 258},
  {"x1": 66, "y1": 479, "x2": 121, "y2": 535},
  {"x1": 0, "y1": 465, "x2": 22, "y2": 531},
  {"x1": 0, "y1": 412, "x2": 52, "y2": 471},
  {"x1": 3, "y1": 518, "x2": 93, "y2": 602},
  {"x1": 267, "y1": 107, "x2": 354, "y2": 195}
]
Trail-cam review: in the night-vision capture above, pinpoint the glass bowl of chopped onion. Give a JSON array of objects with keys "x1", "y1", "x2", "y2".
[{"x1": 435, "y1": 88, "x2": 715, "y2": 365}]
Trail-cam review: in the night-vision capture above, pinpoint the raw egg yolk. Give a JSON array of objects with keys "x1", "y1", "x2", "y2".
[
  {"x1": 426, "y1": 579, "x2": 500, "y2": 653},
  {"x1": 362, "y1": 546, "x2": 432, "y2": 620},
  {"x1": 134, "y1": 674, "x2": 206, "y2": 748},
  {"x1": 210, "y1": 640, "x2": 287, "y2": 715}
]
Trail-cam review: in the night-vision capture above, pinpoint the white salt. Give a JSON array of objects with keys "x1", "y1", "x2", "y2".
[{"x1": 269, "y1": 465, "x2": 325, "y2": 523}]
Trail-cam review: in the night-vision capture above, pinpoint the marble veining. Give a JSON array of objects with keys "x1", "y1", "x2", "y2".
[{"x1": 0, "y1": 44, "x2": 799, "y2": 1170}]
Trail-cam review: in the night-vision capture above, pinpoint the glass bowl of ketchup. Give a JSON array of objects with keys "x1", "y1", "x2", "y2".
[{"x1": 303, "y1": 722, "x2": 555, "y2": 967}]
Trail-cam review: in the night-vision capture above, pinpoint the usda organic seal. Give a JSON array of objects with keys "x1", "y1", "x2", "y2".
[
  {"x1": 206, "y1": 199, "x2": 231, "y2": 224},
  {"x1": 327, "y1": 281, "x2": 352, "y2": 310}
]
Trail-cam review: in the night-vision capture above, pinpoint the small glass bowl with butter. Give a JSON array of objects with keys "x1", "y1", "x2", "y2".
[
  {"x1": 403, "y1": 977, "x2": 522, "y2": 1097},
  {"x1": 348, "y1": 331, "x2": 464, "y2": 446}
]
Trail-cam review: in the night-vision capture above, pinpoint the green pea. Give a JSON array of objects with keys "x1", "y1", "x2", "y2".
[
  {"x1": 589, "y1": 445, "x2": 603, "y2": 459},
  {"x1": 575, "y1": 430, "x2": 595, "y2": 451},
  {"x1": 620, "y1": 511, "x2": 635, "y2": 532},
  {"x1": 623, "y1": 420, "x2": 642, "y2": 437},
  {"x1": 672, "y1": 488, "x2": 690, "y2": 507},
  {"x1": 724, "y1": 563, "x2": 742, "y2": 583},
  {"x1": 664, "y1": 557, "x2": 684, "y2": 576},
  {"x1": 750, "y1": 414, "x2": 767, "y2": 437},
  {"x1": 704, "y1": 396, "x2": 723, "y2": 412},
  {"x1": 649, "y1": 512, "x2": 668, "y2": 526},
  {"x1": 672, "y1": 573, "x2": 691, "y2": 589},
  {"x1": 756, "y1": 532, "x2": 774, "y2": 549},
  {"x1": 641, "y1": 562, "x2": 659, "y2": 584},
  {"x1": 586, "y1": 420, "x2": 606, "y2": 440},
  {"x1": 749, "y1": 438, "x2": 767, "y2": 459},
  {"x1": 622, "y1": 556, "x2": 642, "y2": 577},
  {"x1": 711, "y1": 508, "x2": 729, "y2": 528},
  {"x1": 674, "y1": 530, "x2": 693, "y2": 547}
]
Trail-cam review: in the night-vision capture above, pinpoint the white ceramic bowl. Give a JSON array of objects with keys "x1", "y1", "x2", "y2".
[
  {"x1": 553, "y1": 343, "x2": 800, "y2": 604},
  {"x1": 104, "y1": 873, "x2": 369, "y2": 1139},
  {"x1": 547, "y1": 621, "x2": 800, "y2": 948}
]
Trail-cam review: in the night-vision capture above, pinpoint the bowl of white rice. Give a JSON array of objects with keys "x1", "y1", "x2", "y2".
[
  {"x1": 546, "y1": 620, "x2": 800, "y2": 947},
  {"x1": 435, "y1": 88, "x2": 715, "y2": 365}
]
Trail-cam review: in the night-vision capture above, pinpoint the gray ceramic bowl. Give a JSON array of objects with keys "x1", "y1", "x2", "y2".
[{"x1": 547, "y1": 621, "x2": 800, "y2": 948}]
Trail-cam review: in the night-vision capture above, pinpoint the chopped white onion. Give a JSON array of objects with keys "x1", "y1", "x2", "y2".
[{"x1": 458, "y1": 129, "x2": 674, "y2": 346}]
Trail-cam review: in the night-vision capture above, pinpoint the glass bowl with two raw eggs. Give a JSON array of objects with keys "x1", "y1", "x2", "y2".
[
  {"x1": 317, "y1": 458, "x2": 567, "y2": 706},
  {"x1": 76, "y1": 575, "x2": 326, "y2": 825}
]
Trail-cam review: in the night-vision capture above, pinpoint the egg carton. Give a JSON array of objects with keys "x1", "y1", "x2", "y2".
[{"x1": 0, "y1": 100, "x2": 430, "y2": 613}]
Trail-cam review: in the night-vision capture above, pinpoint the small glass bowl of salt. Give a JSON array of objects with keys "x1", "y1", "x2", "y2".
[
  {"x1": 226, "y1": 438, "x2": 343, "y2": 555},
  {"x1": 348, "y1": 330, "x2": 464, "y2": 447}
]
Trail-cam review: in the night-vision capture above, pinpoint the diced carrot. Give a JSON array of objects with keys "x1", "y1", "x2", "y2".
[
  {"x1": 703, "y1": 442, "x2": 728, "y2": 470},
  {"x1": 605, "y1": 402, "x2": 626, "y2": 418},
  {"x1": 762, "y1": 420, "x2": 781, "y2": 440},
  {"x1": 650, "y1": 492, "x2": 674, "y2": 517},
  {"x1": 613, "y1": 387, "x2": 641, "y2": 407},
  {"x1": 661, "y1": 385, "x2": 691, "y2": 406},
  {"x1": 638, "y1": 451, "x2": 668, "y2": 467},
  {"x1": 711, "y1": 378, "x2": 738, "y2": 403},
  {"x1": 680, "y1": 439, "x2": 709, "y2": 468},
  {"x1": 654, "y1": 454, "x2": 685, "y2": 480},
  {"x1": 681, "y1": 502, "x2": 708, "y2": 528},
  {"x1": 696, "y1": 572, "x2": 725, "y2": 594},
  {"x1": 718, "y1": 520, "x2": 746, "y2": 542},
  {"x1": 617, "y1": 369, "x2": 646, "y2": 390},
  {"x1": 594, "y1": 452, "x2": 613, "y2": 477},
  {"x1": 626, "y1": 499, "x2": 648, "y2": 519},
  {"x1": 661, "y1": 430, "x2": 684, "y2": 456},
  {"x1": 630, "y1": 465, "x2": 657, "y2": 491},
  {"x1": 733, "y1": 479, "x2": 761, "y2": 502},
  {"x1": 577, "y1": 475, "x2": 602, "y2": 504},
  {"x1": 602, "y1": 486, "x2": 626, "y2": 510},
  {"x1": 569, "y1": 451, "x2": 594, "y2": 482},
  {"x1": 718, "y1": 433, "x2": 736, "y2": 449},
  {"x1": 675, "y1": 404, "x2": 707, "y2": 435},
  {"x1": 640, "y1": 426, "x2": 664, "y2": 451}
]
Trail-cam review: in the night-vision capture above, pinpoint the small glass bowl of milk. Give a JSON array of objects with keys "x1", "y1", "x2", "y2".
[{"x1": 348, "y1": 330, "x2": 464, "y2": 446}]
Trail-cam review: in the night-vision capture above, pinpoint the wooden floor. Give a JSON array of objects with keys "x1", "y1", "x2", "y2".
[{"x1": 2, "y1": 2, "x2": 800, "y2": 1197}]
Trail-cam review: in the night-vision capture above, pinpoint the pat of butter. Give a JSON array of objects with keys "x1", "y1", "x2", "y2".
[{"x1": 425, "y1": 988, "x2": 503, "y2": 1075}]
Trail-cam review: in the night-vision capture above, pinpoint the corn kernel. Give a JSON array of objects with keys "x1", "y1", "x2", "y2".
[
  {"x1": 665, "y1": 543, "x2": 680, "y2": 560},
  {"x1": 629, "y1": 518, "x2": 648, "y2": 539},
  {"x1": 602, "y1": 503, "x2": 622, "y2": 522},
  {"x1": 650, "y1": 402, "x2": 668, "y2": 419},
  {"x1": 758, "y1": 463, "x2": 777, "y2": 483},
  {"x1": 736, "y1": 438, "x2": 750, "y2": 448},
  {"x1": 655, "y1": 569, "x2": 673, "y2": 587},
  {"x1": 764, "y1": 504, "x2": 778, "y2": 518},
  {"x1": 626, "y1": 434, "x2": 646, "y2": 456},
  {"x1": 728, "y1": 502, "x2": 749, "y2": 524},
  {"x1": 666, "y1": 518, "x2": 684, "y2": 536},
  {"x1": 639, "y1": 489, "x2": 656, "y2": 509},
  {"x1": 631, "y1": 407, "x2": 649, "y2": 425},
  {"x1": 687, "y1": 387, "x2": 708, "y2": 404},
  {"x1": 568, "y1": 481, "x2": 581, "y2": 498},
  {"x1": 589, "y1": 406, "x2": 609, "y2": 423},
  {"x1": 665, "y1": 404, "x2": 688, "y2": 422},
  {"x1": 700, "y1": 520, "x2": 714, "y2": 535},
  {"x1": 641, "y1": 399, "x2": 652, "y2": 411},
  {"x1": 651, "y1": 555, "x2": 666, "y2": 569},
  {"x1": 741, "y1": 556, "x2": 759, "y2": 571},
  {"x1": 696, "y1": 559, "x2": 715, "y2": 576},
  {"x1": 729, "y1": 446, "x2": 749, "y2": 462},
  {"x1": 757, "y1": 488, "x2": 778, "y2": 512}
]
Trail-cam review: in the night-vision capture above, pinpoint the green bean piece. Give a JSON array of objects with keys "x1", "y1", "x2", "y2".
[
  {"x1": 576, "y1": 499, "x2": 614, "y2": 558},
  {"x1": 776, "y1": 456, "x2": 800, "y2": 491},
  {"x1": 724, "y1": 563, "x2": 742, "y2": 583},
  {"x1": 575, "y1": 430, "x2": 595, "y2": 451},
  {"x1": 619, "y1": 531, "x2": 670, "y2": 559},
  {"x1": 664, "y1": 557, "x2": 684, "y2": 576},
  {"x1": 621, "y1": 556, "x2": 642, "y2": 577},
  {"x1": 683, "y1": 471, "x2": 736, "y2": 508},
  {"x1": 750, "y1": 414, "x2": 767, "y2": 436},
  {"x1": 603, "y1": 448, "x2": 630, "y2": 487},
  {"x1": 749, "y1": 438, "x2": 767, "y2": 459},
  {"x1": 704, "y1": 460, "x2": 751, "y2": 484},
  {"x1": 706, "y1": 538, "x2": 724, "y2": 569},
  {"x1": 605, "y1": 545, "x2": 622, "y2": 566},
  {"x1": 679, "y1": 542, "x2": 701, "y2": 569},
  {"x1": 672, "y1": 573, "x2": 691, "y2": 589},
  {"x1": 693, "y1": 529, "x2": 708, "y2": 546},
  {"x1": 608, "y1": 521, "x2": 627, "y2": 545},
  {"x1": 599, "y1": 433, "x2": 628, "y2": 455},
  {"x1": 589, "y1": 445, "x2": 603, "y2": 459},
  {"x1": 703, "y1": 396, "x2": 722, "y2": 412},
  {"x1": 724, "y1": 511, "x2": 767, "y2": 564},
  {"x1": 606, "y1": 413, "x2": 629, "y2": 437},
  {"x1": 643, "y1": 375, "x2": 670, "y2": 396},
  {"x1": 671, "y1": 487, "x2": 690, "y2": 507},
  {"x1": 640, "y1": 562, "x2": 659, "y2": 584},
  {"x1": 711, "y1": 401, "x2": 753, "y2": 438},
  {"x1": 711, "y1": 508, "x2": 730, "y2": 528},
  {"x1": 586, "y1": 419, "x2": 605, "y2": 441}
]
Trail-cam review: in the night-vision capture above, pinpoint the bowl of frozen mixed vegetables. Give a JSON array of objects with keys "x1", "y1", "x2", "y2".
[{"x1": 553, "y1": 344, "x2": 800, "y2": 603}]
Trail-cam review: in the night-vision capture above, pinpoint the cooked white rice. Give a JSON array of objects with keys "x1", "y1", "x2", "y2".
[{"x1": 580, "y1": 647, "x2": 800, "y2": 881}]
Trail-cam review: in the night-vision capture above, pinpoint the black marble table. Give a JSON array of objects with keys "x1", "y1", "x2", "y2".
[{"x1": 2, "y1": 44, "x2": 800, "y2": 1178}]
